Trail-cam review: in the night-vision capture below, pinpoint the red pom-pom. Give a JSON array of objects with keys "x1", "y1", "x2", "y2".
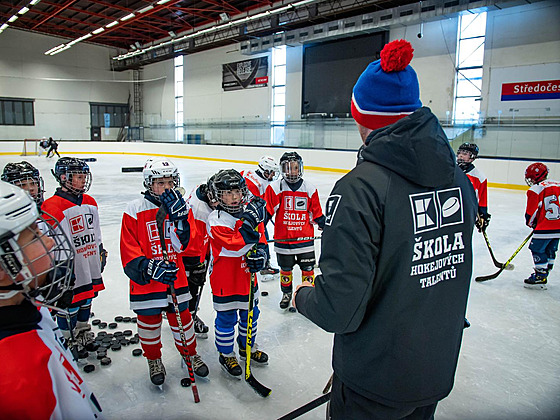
[{"x1": 380, "y1": 39, "x2": 414, "y2": 72}]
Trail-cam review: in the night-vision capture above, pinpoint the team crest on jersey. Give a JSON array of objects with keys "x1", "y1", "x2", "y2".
[
  {"x1": 85, "y1": 213, "x2": 94, "y2": 229},
  {"x1": 324, "y1": 194, "x2": 341, "y2": 226},
  {"x1": 410, "y1": 187, "x2": 464, "y2": 234},
  {"x1": 146, "y1": 220, "x2": 171, "y2": 241},
  {"x1": 70, "y1": 215, "x2": 85, "y2": 234},
  {"x1": 295, "y1": 197, "x2": 307, "y2": 211}
]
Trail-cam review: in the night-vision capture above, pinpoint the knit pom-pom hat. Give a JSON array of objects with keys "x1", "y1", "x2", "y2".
[{"x1": 351, "y1": 39, "x2": 422, "y2": 131}]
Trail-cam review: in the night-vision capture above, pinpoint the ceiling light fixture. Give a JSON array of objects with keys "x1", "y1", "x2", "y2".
[
  {"x1": 121, "y1": 13, "x2": 135, "y2": 21},
  {"x1": 18, "y1": 7, "x2": 30, "y2": 15},
  {"x1": 92, "y1": 27, "x2": 105, "y2": 34},
  {"x1": 8, "y1": 15, "x2": 18, "y2": 23},
  {"x1": 106, "y1": 20, "x2": 119, "y2": 28},
  {"x1": 29, "y1": 0, "x2": 41, "y2": 5},
  {"x1": 138, "y1": 5, "x2": 155, "y2": 13}
]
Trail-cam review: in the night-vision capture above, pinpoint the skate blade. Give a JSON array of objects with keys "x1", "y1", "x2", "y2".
[
  {"x1": 239, "y1": 356, "x2": 268, "y2": 366},
  {"x1": 220, "y1": 366, "x2": 242, "y2": 380},
  {"x1": 195, "y1": 332, "x2": 209, "y2": 339},
  {"x1": 260, "y1": 274, "x2": 277, "y2": 282},
  {"x1": 523, "y1": 283, "x2": 547, "y2": 290}
]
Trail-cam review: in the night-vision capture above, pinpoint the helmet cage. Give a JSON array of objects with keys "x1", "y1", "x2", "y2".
[
  {"x1": 281, "y1": 159, "x2": 303, "y2": 183},
  {"x1": 54, "y1": 158, "x2": 92, "y2": 195},
  {"x1": 0, "y1": 212, "x2": 74, "y2": 309},
  {"x1": 1, "y1": 162, "x2": 45, "y2": 205},
  {"x1": 211, "y1": 170, "x2": 250, "y2": 214}
]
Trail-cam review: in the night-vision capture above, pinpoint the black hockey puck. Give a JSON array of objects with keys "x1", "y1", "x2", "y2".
[
  {"x1": 77, "y1": 348, "x2": 89, "y2": 359},
  {"x1": 97, "y1": 331, "x2": 107, "y2": 337},
  {"x1": 92, "y1": 319, "x2": 101, "y2": 326},
  {"x1": 132, "y1": 349, "x2": 143, "y2": 357},
  {"x1": 114, "y1": 316, "x2": 123, "y2": 322},
  {"x1": 122, "y1": 316, "x2": 132, "y2": 323},
  {"x1": 288, "y1": 307, "x2": 297, "y2": 313},
  {"x1": 131, "y1": 317, "x2": 137, "y2": 323},
  {"x1": 181, "y1": 378, "x2": 191, "y2": 387},
  {"x1": 83, "y1": 364, "x2": 95, "y2": 373},
  {"x1": 108, "y1": 322, "x2": 118, "y2": 329},
  {"x1": 129, "y1": 336, "x2": 139, "y2": 344},
  {"x1": 111, "y1": 343, "x2": 121, "y2": 351},
  {"x1": 113, "y1": 331, "x2": 123, "y2": 337},
  {"x1": 100, "y1": 357, "x2": 112, "y2": 366},
  {"x1": 261, "y1": 291, "x2": 268, "y2": 296},
  {"x1": 96, "y1": 351, "x2": 107, "y2": 360},
  {"x1": 98, "y1": 322, "x2": 107, "y2": 329},
  {"x1": 102, "y1": 336, "x2": 113, "y2": 344}
]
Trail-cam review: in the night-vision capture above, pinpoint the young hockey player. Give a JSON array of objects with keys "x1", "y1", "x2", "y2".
[
  {"x1": 46, "y1": 137, "x2": 61, "y2": 158},
  {"x1": 0, "y1": 180, "x2": 102, "y2": 419},
  {"x1": 523, "y1": 162, "x2": 560, "y2": 289},
  {"x1": 264, "y1": 151, "x2": 325, "y2": 309},
  {"x1": 241, "y1": 155, "x2": 281, "y2": 276},
  {"x1": 182, "y1": 177, "x2": 219, "y2": 339},
  {"x1": 1, "y1": 161, "x2": 45, "y2": 206},
  {"x1": 457, "y1": 142, "x2": 491, "y2": 232},
  {"x1": 206, "y1": 169, "x2": 269, "y2": 378},
  {"x1": 120, "y1": 157, "x2": 209, "y2": 386},
  {"x1": 41, "y1": 157, "x2": 106, "y2": 354}
]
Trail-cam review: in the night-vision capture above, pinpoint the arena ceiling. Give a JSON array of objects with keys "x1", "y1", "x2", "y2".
[{"x1": 0, "y1": 0, "x2": 417, "y2": 53}]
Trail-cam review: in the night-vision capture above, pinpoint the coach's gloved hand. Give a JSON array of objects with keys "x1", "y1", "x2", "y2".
[
  {"x1": 476, "y1": 212, "x2": 491, "y2": 232},
  {"x1": 161, "y1": 188, "x2": 189, "y2": 222},
  {"x1": 241, "y1": 197, "x2": 267, "y2": 230},
  {"x1": 246, "y1": 247, "x2": 267, "y2": 273},
  {"x1": 187, "y1": 261, "x2": 207, "y2": 287},
  {"x1": 144, "y1": 259, "x2": 178, "y2": 285}
]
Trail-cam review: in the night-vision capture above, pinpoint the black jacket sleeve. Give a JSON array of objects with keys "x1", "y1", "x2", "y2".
[{"x1": 295, "y1": 171, "x2": 385, "y2": 334}]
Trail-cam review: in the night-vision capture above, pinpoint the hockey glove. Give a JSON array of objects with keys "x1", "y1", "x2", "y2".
[
  {"x1": 241, "y1": 197, "x2": 267, "y2": 230},
  {"x1": 99, "y1": 246, "x2": 108, "y2": 273},
  {"x1": 145, "y1": 259, "x2": 178, "y2": 285},
  {"x1": 161, "y1": 189, "x2": 189, "y2": 222},
  {"x1": 246, "y1": 247, "x2": 268, "y2": 273},
  {"x1": 476, "y1": 212, "x2": 491, "y2": 232},
  {"x1": 187, "y1": 261, "x2": 207, "y2": 287}
]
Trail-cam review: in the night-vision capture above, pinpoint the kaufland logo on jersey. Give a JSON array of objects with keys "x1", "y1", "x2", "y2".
[
  {"x1": 501, "y1": 80, "x2": 560, "y2": 101},
  {"x1": 410, "y1": 188, "x2": 464, "y2": 234},
  {"x1": 70, "y1": 215, "x2": 85, "y2": 234}
]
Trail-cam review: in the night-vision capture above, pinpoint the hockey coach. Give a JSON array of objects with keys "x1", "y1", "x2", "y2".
[{"x1": 293, "y1": 39, "x2": 478, "y2": 419}]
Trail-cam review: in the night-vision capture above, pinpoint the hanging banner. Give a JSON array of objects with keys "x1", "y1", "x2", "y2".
[
  {"x1": 501, "y1": 79, "x2": 560, "y2": 101},
  {"x1": 222, "y1": 57, "x2": 268, "y2": 91}
]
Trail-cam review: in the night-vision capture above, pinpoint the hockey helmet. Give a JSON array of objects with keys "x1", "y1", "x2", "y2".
[
  {"x1": 210, "y1": 169, "x2": 250, "y2": 214},
  {"x1": 257, "y1": 156, "x2": 279, "y2": 181},
  {"x1": 525, "y1": 162, "x2": 548, "y2": 186},
  {"x1": 0, "y1": 181, "x2": 74, "y2": 307},
  {"x1": 1, "y1": 161, "x2": 45, "y2": 205},
  {"x1": 52, "y1": 157, "x2": 92, "y2": 195},
  {"x1": 280, "y1": 151, "x2": 303, "y2": 183},
  {"x1": 143, "y1": 158, "x2": 180, "y2": 194},
  {"x1": 457, "y1": 142, "x2": 479, "y2": 170}
]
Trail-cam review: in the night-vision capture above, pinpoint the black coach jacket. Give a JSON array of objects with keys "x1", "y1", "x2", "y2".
[{"x1": 296, "y1": 107, "x2": 478, "y2": 407}]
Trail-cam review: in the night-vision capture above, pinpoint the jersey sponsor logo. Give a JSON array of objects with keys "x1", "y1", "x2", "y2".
[
  {"x1": 295, "y1": 197, "x2": 307, "y2": 211},
  {"x1": 70, "y1": 215, "x2": 85, "y2": 234},
  {"x1": 85, "y1": 213, "x2": 94, "y2": 229},
  {"x1": 410, "y1": 187, "x2": 464, "y2": 234},
  {"x1": 146, "y1": 220, "x2": 172, "y2": 241},
  {"x1": 324, "y1": 195, "x2": 341, "y2": 226},
  {"x1": 284, "y1": 196, "x2": 294, "y2": 210}
]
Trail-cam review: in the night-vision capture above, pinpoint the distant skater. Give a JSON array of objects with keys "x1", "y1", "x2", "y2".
[{"x1": 46, "y1": 137, "x2": 60, "y2": 158}]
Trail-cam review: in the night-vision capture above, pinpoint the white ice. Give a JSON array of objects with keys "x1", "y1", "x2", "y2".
[{"x1": 2, "y1": 153, "x2": 559, "y2": 420}]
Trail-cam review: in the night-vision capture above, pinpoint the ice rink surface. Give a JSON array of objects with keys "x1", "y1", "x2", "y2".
[{"x1": 2, "y1": 153, "x2": 559, "y2": 420}]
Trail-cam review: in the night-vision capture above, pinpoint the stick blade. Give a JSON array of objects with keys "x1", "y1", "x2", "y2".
[
  {"x1": 246, "y1": 374, "x2": 271, "y2": 398},
  {"x1": 475, "y1": 269, "x2": 503, "y2": 282}
]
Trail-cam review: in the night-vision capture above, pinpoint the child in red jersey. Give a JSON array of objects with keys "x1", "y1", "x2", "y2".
[
  {"x1": 207, "y1": 169, "x2": 269, "y2": 379},
  {"x1": 42, "y1": 157, "x2": 106, "y2": 353},
  {"x1": 457, "y1": 142, "x2": 491, "y2": 232},
  {"x1": 0, "y1": 181, "x2": 102, "y2": 419},
  {"x1": 264, "y1": 151, "x2": 325, "y2": 309},
  {"x1": 120, "y1": 157, "x2": 208, "y2": 386},
  {"x1": 523, "y1": 162, "x2": 560, "y2": 289}
]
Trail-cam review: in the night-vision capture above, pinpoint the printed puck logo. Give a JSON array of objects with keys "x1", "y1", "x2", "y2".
[
  {"x1": 295, "y1": 197, "x2": 307, "y2": 211},
  {"x1": 410, "y1": 187, "x2": 463, "y2": 233}
]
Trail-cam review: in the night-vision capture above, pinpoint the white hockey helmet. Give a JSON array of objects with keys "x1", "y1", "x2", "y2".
[
  {"x1": 143, "y1": 157, "x2": 180, "y2": 192},
  {"x1": 0, "y1": 181, "x2": 74, "y2": 308},
  {"x1": 257, "y1": 156, "x2": 279, "y2": 181}
]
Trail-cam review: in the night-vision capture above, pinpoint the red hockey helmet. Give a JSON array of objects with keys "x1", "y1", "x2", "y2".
[{"x1": 525, "y1": 162, "x2": 548, "y2": 186}]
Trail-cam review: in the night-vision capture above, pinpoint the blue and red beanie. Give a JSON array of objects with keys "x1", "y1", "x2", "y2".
[{"x1": 351, "y1": 39, "x2": 422, "y2": 131}]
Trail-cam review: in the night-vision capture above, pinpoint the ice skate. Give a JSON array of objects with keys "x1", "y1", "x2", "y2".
[
  {"x1": 279, "y1": 292, "x2": 292, "y2": 309},
  {"x1": 524, "y1": 269, "x2": 548, "y2": 290},
  {"x1": 76, "y1": 329, "x2": 99, "y2": 352},
  {"x1": 239, "y1": 345, "x2": 269, "y2": 366},
  {"x1": 191, "y1": 354, "x2": 209, "y2": 377},
  {"x1": 219, "y1": 353, "x2": 242, "y2": 379},
  {"x1": 193, "y1": 314, "x2": 209, "y2": 339},
  {"x1": 148, "y1": 358, "x2": 166, "y2": 386}
]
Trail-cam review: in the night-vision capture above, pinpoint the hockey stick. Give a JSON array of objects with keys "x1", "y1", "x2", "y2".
[
  {"x1": 270, "y1": 236, "x2": 322, "y2": 243},
  {"x1": 277, "y1": 392, "x2": 331, "y2": 420},
  {"x1": 245, "y1": 267, "x2": 272, "y2": 398},
  {"x1": 475, "y1": 231, "x2": 533, "y2": 282},
  {"x1": 155, "y1": 204, "x2": 200, "y2": 403},
  {"x1": 482, "y1": 230, "x2": 514, "y2": 270}
]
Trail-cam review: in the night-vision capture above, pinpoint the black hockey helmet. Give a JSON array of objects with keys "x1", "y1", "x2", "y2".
[
  {"x1": 1, "y1": 161, "x2": 45, "y2": 205},
  {"x1": 457, "y1": 142, "x2": 479, "y2": 170},
  {"x1": 52, "y1": 157, "x2": 92, "y2": 195},
  {"x1": 210, "y1": 169, "x2": 249, "y2": 214},
  {"x1": 280, "y1": 151, "x2": 303, "y2": 183}
]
